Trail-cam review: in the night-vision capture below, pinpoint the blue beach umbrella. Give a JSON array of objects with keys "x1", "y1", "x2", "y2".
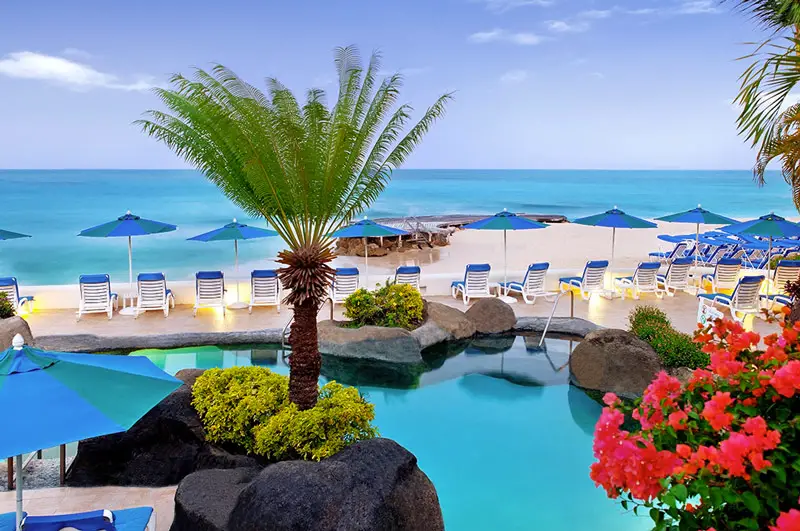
[
  {"x1": 463, "y1": 210, "x2": 548, "y2": 302},
  {"x1": 78, "y1": 211, "x2": 177, "y2": 306},
  {"x1": 656, "y1": 205, "x2": 738, "y2": 266},
  {"x1": 722, "y1": 212, "x2": 800, "y2": 292},
  {"x1": 0, "y1": 334, "x2": 181, "y2": 530},
  {"x1": 573, "y1": 206, "x2": 657, "y2": 265},
  {"x1": 330, "y1": 218, "x2": 409, "y2": 288},
  {"x1": 188, "y1": 218, "x2": 278, "y2": 309},
  {"x1": 0, "y1": 229, "x2": 31, "y2": 241}
]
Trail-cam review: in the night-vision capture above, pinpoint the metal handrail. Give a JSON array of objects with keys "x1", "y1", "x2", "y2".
[{"x1": 538, "y1": 291, "x2": 574, "y2": 346}]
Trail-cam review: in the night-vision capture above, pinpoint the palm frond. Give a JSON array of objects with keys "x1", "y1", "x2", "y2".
[{"x1": 727, "y1": 0, "x2": 800, "y2": 30}]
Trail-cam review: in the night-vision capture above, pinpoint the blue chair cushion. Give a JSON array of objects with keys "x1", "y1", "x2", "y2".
[
  {"x1": 80, "y1": 274, "x2": 110, "y2": 284},
  {"x1": 762, "y1": 294, "x2": 793, "y2": 306},
  {"x1": 396, "y1": 266, "x2": 420, "y2": 275},
  {"x1": 559, "y1": 276, "x2": 581, "y2": 284},
  {"x1": 698, "y1": 293, "x2": 731, "y2": 304},
  {"x1": 616, "y1": 276, "x2": 634, "y2": 282},
  {"x1": 527, "y1": 262, "x2": 549, "y2": 271},
  {"x1": 0, "y1": 277, "x2": 17, "y2": 287},
  {"x1": 778, "y1": 260, "x2": 800, "y2": 268},
  {"x1": 587, "y1": 260, "x2": 609, "y2": 268},
  {"x1": 648, "y1": 252, "x2": 668, "y2": 258},
  {"x1": 451, "y1": 281, "x2": 465, "y2": 289},
  {"x1": 465, "y1": 263, "x2": 490, "y2": 272},
  {"x1": 499, "y1": 281, "x2": 524, "y2": 291},
  {"x1": 110, "y1": 292, "x2": 118, "y2": 299},
  {"x1": 137, "y1": 272, "x2": 165, "y2": 282},
  {"x1": 336, "y1": 267, "x2": 359, "y2": 276},
  {"x1": 639, "y1": 262, "x2": 661, "y2": 270},
  {"x1": 0, "y1": 511, "x2": 24, "y2": 530},
  {"x1": 19, "y1": 507, "x2": 153, "y2": 531},
  {"x1": 196, "y1": 270, "x2": 223, "y2": 280},
  {"x1": 252, "y1": 269, "x2": 278, "y2": 278},
  {"x1": 166, "y1": 289, "x2": 173, "y2": 296},
  {"x1": 672, "y1": 257, "x2": 694, "y2": 265},
  {"x1": 19, "y1": 295, "x2": 34, "y2": 303}
]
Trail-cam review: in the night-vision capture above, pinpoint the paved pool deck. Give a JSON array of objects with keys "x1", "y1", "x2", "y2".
[{"x1": 23, "y1": 290, "x2": 780, "y2": 339}]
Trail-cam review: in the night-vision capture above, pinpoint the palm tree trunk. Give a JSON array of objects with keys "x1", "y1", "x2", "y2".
[{"x1": 288, "y1": 298, "x2": 321, "y2": 409}]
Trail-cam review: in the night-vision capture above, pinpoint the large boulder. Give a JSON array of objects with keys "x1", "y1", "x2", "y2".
[
  {"x1": 411, "y1": 301, "x2": 476, "y2": 349},
  {"x1": 513, "y1": 316, "x2": 601, "y2": 337},
  {"x1": 317, "y1": 320, "x2": 424, "y2": 365},
  {"x1": 66, "y1": 369, "x2": 261, "y2": 487},
  {"x1": 569, "y1": 329, "x2": 661, "y2": 399},
  {"x1": 0, "y1": 316, "x2": 34, "y2": 349},
  {"x1": 465, "y1": 298, "x2": 516, "y2": 334},
  {"x1": 227, "y1": 438, "x2": 443, "y2": 531},
  {"x1": 171, "y1": 467, "x2": 261, "y2": 531}
]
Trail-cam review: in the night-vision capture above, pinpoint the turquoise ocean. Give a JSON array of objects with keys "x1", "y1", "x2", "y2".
[{"x1": 0, "y1": 169, "x2": 791, "y2": 285}]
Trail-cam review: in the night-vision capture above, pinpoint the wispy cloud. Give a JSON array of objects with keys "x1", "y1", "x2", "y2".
[
  {"x1": 61, "y1": 47, "x2": 93, "y2": 60},
  {"x1": 589, "y1": 71, "x2": 605, "y2": 79},
  {"x1": 476, "y1": 0, "x2": 552, "y2": 13},
  {"x1": 578, "y1": 9, "x2": 612, "y2": 19},
  {"x1": 675, "y1": 0, "x2": 720, "y2": 14},
  {"x1": 499, "y1": 69, "x2": 529, "y2": 84},
  {"x1": 0, "y1": 51, "x2": 156, "y2": 92},
  {"x1": 469, "y1": 29, "x2": 545, "y2": 45},
  {"x1": 546, "y1": 20, "x2": 590, "y2": 33}
]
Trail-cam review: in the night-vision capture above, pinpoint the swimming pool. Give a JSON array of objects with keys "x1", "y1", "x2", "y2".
[{"x1": 132, "y1": 336, "x2": 650, "y2": 530}]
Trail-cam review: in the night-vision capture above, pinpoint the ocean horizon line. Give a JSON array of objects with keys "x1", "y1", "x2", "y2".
[{"x1": 0, "y1": 167, "x2": 772, "y2": 173}]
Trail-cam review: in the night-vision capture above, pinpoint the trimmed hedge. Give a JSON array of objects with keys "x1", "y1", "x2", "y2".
[
  {"x1": 192, "y1": 367, "x2": 377, "y2": 460},
  {"x1": 628, "y1": 305, "x2": 709, "y2": 369}
]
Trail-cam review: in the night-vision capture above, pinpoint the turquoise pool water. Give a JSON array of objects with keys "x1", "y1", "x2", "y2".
[{"x1": 133, "y1": 337, "x2": 651, "y2": 530}]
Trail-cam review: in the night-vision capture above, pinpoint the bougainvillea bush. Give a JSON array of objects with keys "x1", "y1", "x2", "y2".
[{"x1": 590, "y1": 308, "x2": 800, "y2": 531}]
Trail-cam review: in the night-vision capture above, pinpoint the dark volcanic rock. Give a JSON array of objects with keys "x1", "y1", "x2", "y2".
[
  {"x1": 66, "y1": 369, "x2": 261, "y2": 487},
  {"x1": 228, "y1": 438, "x2": 443, "y2": 531},
  {"x1": 465, "y1": 298, "x2": 516, "y2": 334},
  {"x1": 569, "y1": 329, "x2": 661, "y2": 399},
  {"x1": 171, "y1": 467, "x2": 261, "y2": 531}
]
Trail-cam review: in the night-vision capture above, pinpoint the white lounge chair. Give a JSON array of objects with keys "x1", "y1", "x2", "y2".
[
  {"x1": 614, "y1": 262, "x2": 662, "y2": 300},
  {"x1": 194, "y1": 270, "x2": 226, "y2": 316},
  {"x1": 701, "y1": 258, "x2": 742, "y2": 293},
  {"x1": 498, "y1": 262, "x2": 553, "y2": 304},
  {"x1": 656, "y1": 257, "x2": 693, "y2": 296},
  {"x1": 559, "y1": 260, "x2": 608, "y2": 301},
  {"x1": 698, "y1": 275, "x2": 765, "y2": 323},
  {"x1": 329, "y1": 267, "x2": 360, "y2": 305},
  {"x1": 451, "y1": 263, "x2": 492, "y2": 305},
  {"x1": 135, "y1": 272, "x2": 174, "y2": 318},
  {"x1": 394, "y1": 266, "x2": 421, "y2": 291},
  {"x1": 0, "y1": 277, "x2": 34, "y2": 314},
  {"x1": 649, "y1": 242, "x2": 688, "y2": 264},
  {"x1": 770, "y1": 259, "x2": 800, "y2": 293},
  {"x1": 77, "y1": 274, "x2": 118, "y2": 321},
  {"x1": 250, "y1": 269, "x2": 281, "y2": 313}
]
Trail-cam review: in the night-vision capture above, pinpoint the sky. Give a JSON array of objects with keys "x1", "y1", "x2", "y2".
[{"x1": 0, "y1": 0, "x2": 778, "y2": 170}]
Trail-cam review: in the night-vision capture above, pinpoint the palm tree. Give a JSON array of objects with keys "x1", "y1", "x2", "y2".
[
  {"x1": 755, "y1": 103, "x2": 800, "y2": 207},
  {"x1": 137, "y1": 46, "x2": 452, "y2": 409}
]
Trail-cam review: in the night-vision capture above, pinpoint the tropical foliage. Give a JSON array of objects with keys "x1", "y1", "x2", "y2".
[
  {"x1": 192, "y1": 367, "x2": 377, "y2": 460},
  {"x1": 138, "y1": 46, "x2": 451, "y2": 409},
  {"x1": 628, "y1": 305, "x2": 709, "y2": 369},
  {"x1": 592, "y1": 310, "x2": 800, "y2": 530},
  {"x1": 343, "y1": 282, "x2": 424, "y2": 329},
  {"x1": 0, "y1": 293, "x2": 15, "y2": 319}
]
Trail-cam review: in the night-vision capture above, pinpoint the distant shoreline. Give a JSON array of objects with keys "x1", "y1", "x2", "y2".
[{"x1": 373, "y1": 213, "x2": 568, "y2": 227}]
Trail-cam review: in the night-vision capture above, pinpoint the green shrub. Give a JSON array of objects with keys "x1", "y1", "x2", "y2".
[
  {"x1": 343, "y1": 282, "x2": 423, "y2": 330},
  {"x1": 192, "y1": 366, "x2": 288, "y2": 453},
  {"x1": 628, "y1": 305, "x2": 708, "y2": 369},
  {"x1": 0, "y1": 293, "x2": 15, "y2": 319},
  {"x1": 254, "y1": 382, "x2": 378, "y2": 461},
  {"x1": 192, "y1": 367, "x2": 377, "y2": 460},
  {"x1": 770, "y1": 252, "x2": 800, "y2": 269}
]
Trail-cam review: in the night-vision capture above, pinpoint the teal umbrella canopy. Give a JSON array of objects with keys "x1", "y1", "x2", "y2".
[
  {"x1": 573, "y1": 207, "x2": 656, "y2": 229},
  {"x1": 330, "y1": 219, "x2": 409, "y2": 238},
  {"x1": 656, "y1": 205, "x2": 737, "y2": 226},
  {"x1": 463, "y1": 210, "x2": 547, "y2": 231},
  {"x1": 722, "y1": 213, "x2": 800, "y2": 239},
  {"x1": 0, "y1": 229, "x2": 31, "y2": 241},
  {"x1": 78, "y1": 211, "x2": 176, "y2": 238},
  {"x1": 188, "y1": 219, "x2": 278, "y2": 242}
]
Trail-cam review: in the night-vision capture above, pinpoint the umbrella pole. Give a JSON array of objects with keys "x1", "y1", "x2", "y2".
[
  {"x1": 127, "y1": 235, "x2": 133, "y2": 289},
  {"x1": 610, "y1": 227, "x2": 616, "y2": 291},
  {"x1": 695, "y1": 223, "x2": 700, "y2": 269},
  {"x1": 118, "y1": 236, "x2": 138, "y2": 316},
  {"x1": 503, "y1": 229, "x2": 508, "y2": 289},
  {"x1": 15, "y1": 454, "x2": 22, "y2": 531},
  {"x1": 364, "y1": 237, "x2": 369, "y2": 290},
  {"x1": 228, "y1": 239, "x2": 248, "y2": 310},
  {"x1": 768, "y1": 236, "x2": 773, "y2": 296}
]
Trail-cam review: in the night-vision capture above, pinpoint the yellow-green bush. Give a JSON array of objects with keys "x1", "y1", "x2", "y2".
[
  {"x1": 192, "y1": 367, "x2": 377, "y2": 460},
  {"x1": 344, "y1": 282, "x2": 424, "y2": 330},
  {"x1": 192, "y1": 366, "x2": 288, "y2": 453},
  {"x1": 254, "y1": 382, "x2": 378, "y2": 461}
]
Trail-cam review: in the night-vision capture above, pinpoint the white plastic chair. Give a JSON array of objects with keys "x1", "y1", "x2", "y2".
[
  {"x1": 498, "y1": 262, "x2": 553, "y2": 304},
  {"x1": 656, "y1": 257, "x2": 693, "y2": 296},
  {"x1": 329, "y1": 268, "x2": 360, "y2": 305},
  {"x1": 394, "y1": 266, "x2": 421, "y2": 291},
  {"x1": 451, "y1": 263, "x2": 492, "y2": 305},
  {"x1": 649, "y1": 242, "x2": 687, "y2": 264},
  {"x1": 194, "y1": 271, "x2": 226, "y2": 316},
  {"x1": 698, "y1": 275, "x2": 765, "y2": 323},
  {"x1": 77, "y1": 274, "x2": 118, "y2": 320},
  {"x1": 701, "y1": 258, "x2": 742, "y2": 293},
  {"x1": 559, "y1": 261, "x2": 608, "y2": 301},
  {"x1": 250, "y1": 269, "x2": 281, "y2": 313},
  {"x1": 135, "y1": 272, "x2": 174, "y2": 318},
  {"x1": 0, "y1": 277, "x2": 34, "y2": 313},
  {"x1": 614, "y1": 262, "x2": 662, "y2": 300}
]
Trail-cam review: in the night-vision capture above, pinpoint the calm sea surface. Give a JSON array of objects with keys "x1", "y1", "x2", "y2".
[{"x1": 0, "y1": 169, "x2": 791, "y2": 285}]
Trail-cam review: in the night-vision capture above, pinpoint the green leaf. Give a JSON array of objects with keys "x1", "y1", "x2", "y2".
[
  {"x1": 742, "y1": 491, "x2": 761, "y2": 515},
  {"x1": 650, "y1": 507, "x2": 662, "y2": 524},
  {"x1": 663, "y1": 493, "x2": 676, "y2": 508},
  {"x1": 672, "y1": 484, "x2": 688, "y2": 503}
]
